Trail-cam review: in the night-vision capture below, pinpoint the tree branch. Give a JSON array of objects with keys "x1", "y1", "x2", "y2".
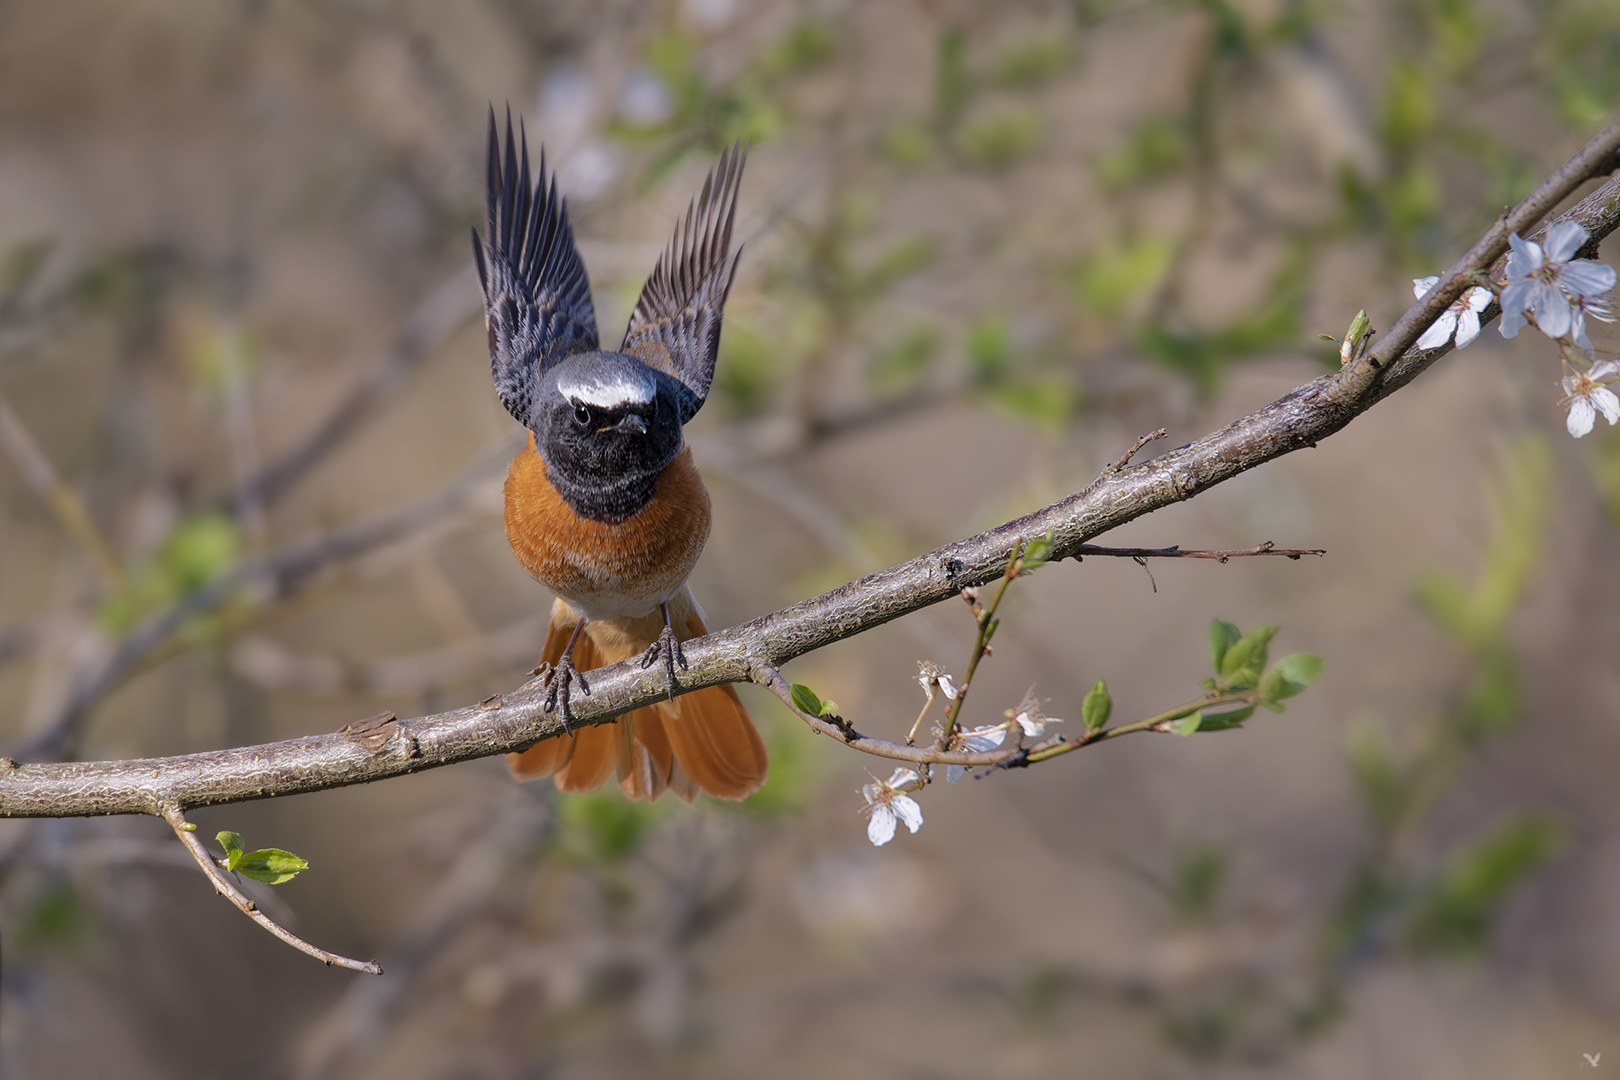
[
  {"x1": 161, "y1": 803, "x2": 382, "y2": 975},
  {"x1": 2, "y1": 118, "x2": 1618, "y2": 821}
]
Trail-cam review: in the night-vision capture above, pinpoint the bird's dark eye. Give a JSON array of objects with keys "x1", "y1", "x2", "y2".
[{"x1": 573, "y1": 403, "x2": 593, "y2": 427}]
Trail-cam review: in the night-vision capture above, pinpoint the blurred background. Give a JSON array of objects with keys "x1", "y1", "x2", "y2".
[{"x1": 3, "y1": 0, "x2": 1620, "y2": 1076}]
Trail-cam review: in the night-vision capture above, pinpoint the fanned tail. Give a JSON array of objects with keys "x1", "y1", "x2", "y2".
[{"x1": 507, "y1": 595, "x2": 767, "y2": 802}]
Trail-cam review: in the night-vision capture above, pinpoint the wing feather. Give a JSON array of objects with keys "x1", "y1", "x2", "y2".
[
  {"x1": 620, "y1": 143, "x2": 747, "y2": 423},
  {"x1": 472, "y1": 107, "x2": 598, "y2": 429}
]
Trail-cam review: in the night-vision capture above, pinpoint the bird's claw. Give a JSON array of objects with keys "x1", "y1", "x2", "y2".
[
  {"x1": 639, "y1": 625, "x2": 687, "y2": 699},
  {"x1": 541, "y1": 654, "x2": 589, "y2": 734}
]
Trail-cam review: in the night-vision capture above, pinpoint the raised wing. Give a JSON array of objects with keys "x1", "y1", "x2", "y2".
[
  {"x1": 620, "y1": 142, "x2": 747, "y2": 423},
  {"x1": 472, "y1": 108, "x2": 598, "y2": 430}
]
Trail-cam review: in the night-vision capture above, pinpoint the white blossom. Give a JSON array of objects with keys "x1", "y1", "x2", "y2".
[
  {"x1": 1014, "y1": 706, "x2": 1063, "y2": 737},
  {"x1": 1500, "y1": 223, "x2": 1618, "y2": 341},
  {"x1": 916, "y1": 662, "x2": 958, "y2": 701},
  {"x1": 946, "y1": 725, "x2": 1005, "y2": 783},
  {"x1": 1562, "y1": 360, "x2": 1620, "y2": 439},
  {"x1": 1569, "y1": 292, "x2": 1616, "y2": 352},
  {"x1": 1412, "y1": 276, "x2": 1491, "y2": 350},
  {"x1": 862, "y1": 768, "x2": 923, "y2": 846}
]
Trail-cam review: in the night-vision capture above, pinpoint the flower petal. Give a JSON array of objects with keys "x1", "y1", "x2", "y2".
[
  {"x1": 961, "y1": 726, "x2": 1006, "y2": 751},
  {"x1": 1558, "y1": 259, "x2": 1617, "y2": 299},
  {"x1": 1417, "y1": 311, "x2": 1458, "y2": 350},
  {"x1": 1499, "y1": 280, "x2": 1533, "y2": 338},
  {"x1": 1591, "y1": 360, "x2": 1620, "y2": 380},
  {"x1": 887, "y1": 767, "x2": 919, "y2": 788},
  {"x1": 1453, "y1": 310, "x2": 1481, "y2": 348},
  {"x1": 892, "y1": 794, "x2": 923, "y2": 834},
  {"x1": 1506, "y1": 232, "x2": 1542, "y2": 280},
  {"x1": 1531, "y1": 283, "x2": 1573, "y2": 339},
  {"x1": 946, "y1": 764, "x2": 966, "y2": 783},
  {"x1": 1544, "y1": 220, "x2": 1590, "y2": 263},
  {"x1": 867, "y1": 804, "x2": 898, "y2": 846},
  {"x1": 1014, "y1": 711, "x2": 1046, "y2": 737},
  {"x1": 1568, "y1": 395, "x2": 1597, "y2": 438},
  {"x1": 1462, "y1": 286, "x2": 1491, "y2": 313},
  {"x1": 1594, "y1": 387, "x2": 1620, "y2": 426},
  {"x1": 1572, "y1": 308, "x2": 1593, "y2": 351},
  {"x1": 1412, "y1": 275, "x2": 1440, "y2": 298},
  {"x1": 938, "y1": 675, "x2": 958, "y2": 700}
]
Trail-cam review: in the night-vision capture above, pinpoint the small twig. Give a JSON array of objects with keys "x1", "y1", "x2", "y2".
[
  {"x1": 935, "y1": 549, "x2": 1024, "y2": 751},
  {"x1": 16, "y1": 434, "x2": 517, "y2": 763},
  {"x1": 161, "y1": 803, "x2": 382, "y2": 975},
  {"x1": 1108, "y1": 429, "x2": 1169, "y2": 473},
  {"x1": 224, "y1": 267, "x2": 478, "y2": 514},
  {"x1": 757, "y1": 665, "x2": 1011, "y2": 765},
  {"x1": 984, "y1": 691, "x2": 1255, "y2": 775},
  {"x1": 1073, "y1": 541, "x2": 1327, "y2": 562}
]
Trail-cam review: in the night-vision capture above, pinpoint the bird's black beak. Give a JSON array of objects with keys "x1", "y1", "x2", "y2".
[{"x1": 606, "y1": 414, "x2": 648, "y2": 435}]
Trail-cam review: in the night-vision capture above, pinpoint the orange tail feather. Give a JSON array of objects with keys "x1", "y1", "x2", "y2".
[{"x1": 507, "y1": 596, "x2": 767, "y2": 802}]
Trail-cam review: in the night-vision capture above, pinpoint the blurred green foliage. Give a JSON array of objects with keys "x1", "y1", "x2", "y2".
[
  {"x1": 551, "y1": 790, "x2": 665, "y2": 864},
  {"x1": 1327, "y1": 436, "x2": 1557, "y2": 979},
  {"x1": 97, "y1": 512, "x2": 243, "y2": 637}
]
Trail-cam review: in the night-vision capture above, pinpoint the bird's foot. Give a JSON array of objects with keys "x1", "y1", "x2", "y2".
[
  {"x1": 541, "y1": 654, "x2": 590, "y2": 734},
  {"x1": 639, "y1": 624, "x2": 687, "y2": 699}
]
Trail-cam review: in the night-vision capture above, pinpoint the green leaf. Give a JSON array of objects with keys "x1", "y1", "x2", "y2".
[
  {"x1": 1020, "y1": 531, "x2": 1056, "y2": 573},
  {"x1": 1073, "y1": 234, "x2": 1174, "y2": 319},
  {"x1": 966, "y1": 315, "x2": 1014, "y2": 384},
  {"x1": 234, "y1": 848, "x2": 310, "y2": 886},
  {"x1": 936, "y1": 26, "x2": 972, "y2": 127},
  {"x1": 756, "y1": 17, "x2": 838, "y2": 78},
  {"x1": 553, "y1": 791, "x2": 663, "y2": 863},
  {"x1": 1171, "y1": 842, "x2": 1228, "y2": 923},
  {"x1": 883, "y1": 123, "x2": 937, "y2": 169},
  {"x1": 1169, "y1": 711, "x2": 1203, "y2": 736},
  {"x1": 988, "y1": 375, "x2": 1078, "y2": 433},
  {"x1": 216, "y1": 831, "x2": 245, "y2": 869},
  {"x1": 1258, "y1": 652, "x2": 1324, "y2": 710},
  {"x1": 1346, "y1": 726, "x2": 1404, "y2": 832},
  {"x1": 990, "y1": 34, "x2": 1075, "y2": 90},
  {"x1": 1082, "y1": 679, "x2": 1112, "y2": 732},
  {"x1": 1461, "y1": 648, "x2": 1520, "y2": 736},
  {"x1": 789, "y1": 683, "x2": 825, "y2": 717},
  {"x1": 1406, "y1": 817, "x2": 1563, "y2": 956},
  {"x1": 859, "y1": 235, "x2": 938, "y2": 296},
  {"x1": 1208, "y1": 619, "x2": 1241, "y2": 672},
  {"x1": 1219, "y1": 625, "x2": 1278, "y2": 687},
  {"x1": 954, "y1": 109, "x2": 1044, "y2": 170},
  {"x1": 869, "y1": 327, "x2": 937, "y2": 392},
  {"x1": 1197, "y1": 705, "x2": 1254, "y2": 732}
]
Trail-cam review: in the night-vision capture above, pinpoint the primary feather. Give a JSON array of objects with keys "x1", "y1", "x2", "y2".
[
  {"x1": 472, "y1": 108, "x2": 599, "y2": 430},
  {"x1": 621, "y1": 142, "x2": 747, "y2": 423}
]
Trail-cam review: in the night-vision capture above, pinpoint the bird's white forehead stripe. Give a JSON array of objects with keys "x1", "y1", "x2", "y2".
[{"x1": 557, "y1": 367, "x2": 656, "y2": 407}]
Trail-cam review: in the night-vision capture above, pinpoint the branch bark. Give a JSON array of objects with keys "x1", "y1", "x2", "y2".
[{"x1": 3, "y1": 120, "x2": 1619, "y2": 821}]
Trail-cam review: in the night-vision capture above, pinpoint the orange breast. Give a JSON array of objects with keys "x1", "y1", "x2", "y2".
[{"x1": 503, "y1": 433, "x2": 711, "y2": 619}]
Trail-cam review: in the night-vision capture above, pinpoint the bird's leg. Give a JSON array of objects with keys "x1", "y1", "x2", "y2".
[
  {"x1": 639, "y1": 601, "x2": 687, "y2": 699},
  {"x1": 542, "y1": 618, "x2": 591, "y2": 733}
]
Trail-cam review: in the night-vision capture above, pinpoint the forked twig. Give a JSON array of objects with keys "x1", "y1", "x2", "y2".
[{"x1": 162, "y1": 803, "x2": 382, "y2": 975}]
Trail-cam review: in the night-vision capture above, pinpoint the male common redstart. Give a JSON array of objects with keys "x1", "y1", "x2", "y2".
[{"x1": 472, "y1": 110, "x2": 766, "y2": 801}]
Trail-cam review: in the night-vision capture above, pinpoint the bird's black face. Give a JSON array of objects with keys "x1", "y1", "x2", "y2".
[{"x1": 535, "y1": 351, "x2": 685, "y2": 521}]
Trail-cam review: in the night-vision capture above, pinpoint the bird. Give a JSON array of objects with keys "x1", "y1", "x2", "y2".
[{"x1": 471, "y1": 109, "x2": 767, "y2": 802}]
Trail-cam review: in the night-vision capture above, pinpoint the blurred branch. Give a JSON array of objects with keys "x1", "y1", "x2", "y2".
[
  {"x1": 0, "y1": 622, "x2": 42, "y2": 671},
  {"x1": 228, "y1": 613, "x2": 548, "y2": 697},
  {"x1": 1074, "y1": 541, "x2": 1327, "y2": 562},
  {"x1": 0, "y1": 389, "x2": 126, "y2": 593},
  {"x1": 225, "y1": 267, "x2": 478, "y2": 513},
  {"x1": 161, "y1": 803, "x2": 382, "y2": 975},
  {"x1": 0, "y1": 115, "x2": 1617, "y2": 822},
  {"x1": 15, "y1": 433, "x2": 517, "y2": 763}
]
